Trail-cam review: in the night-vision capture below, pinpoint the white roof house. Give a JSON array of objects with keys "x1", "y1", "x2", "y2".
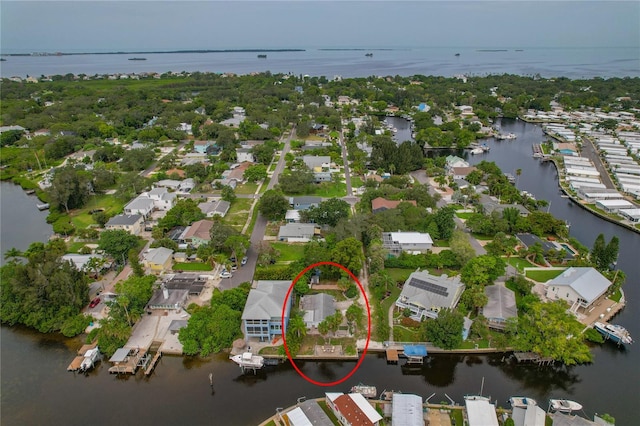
[
  {"x1": 465, "y1": 397, "x2": 499, "y2": 426},
  {"x1": 198, "y1": 200, "x2": 231, "y2": 218},
  {"x1": 278, "y1": 223, "x2": 318, "y2": 242},
  {"x1": 382, "y1": 232, "x2": 433, "y2": 256},
  {"x1": 395, "y1": 271, "x2": 465, "y2": 321},
  {"x1": 545, "y1": 267, "x2": 611, "y2": 312},
  {"x1": 301, "y1": 293, "x2": 336, "y2": 328},
  {"x1": 595, "y1": 199, "x2": 635, "y2": 213},
  {"x1": 124, "y1": 196, "x2": 155, "y2": 217},
  {"x1": 392, "y1": 393, "x2": 423, "y2": 426},
  {"x1": 512, "y1": 405, "x2": 546, "y2": 426}
]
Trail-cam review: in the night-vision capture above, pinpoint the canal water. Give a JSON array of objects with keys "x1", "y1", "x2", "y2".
[{"x1": 1, "y1": 120, "x2": 639, "y2": 425}]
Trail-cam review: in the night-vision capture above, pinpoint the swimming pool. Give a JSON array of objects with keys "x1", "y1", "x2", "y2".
[{"x1": 560, "y1": 243, "x2": 576, "y2": 255}]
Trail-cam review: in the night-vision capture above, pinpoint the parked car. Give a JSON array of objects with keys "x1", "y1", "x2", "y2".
[
  {"x1": 89, "y1": 297, "x2": 101, "y2": 308},
  {"x1": 231, "y1": 265, "x2": 238, "y2": 272},
  {"x1": 220, "y1": 271, "x2": 232, "y2": 279},
  {"x1": 241, "y1": 256, "x2": 248, "y2": 266}
]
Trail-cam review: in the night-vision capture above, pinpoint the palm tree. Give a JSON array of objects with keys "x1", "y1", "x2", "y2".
[
  {"x1": 4, "y1": 247, "x2": 23, "y2": 262},
  {"x1": 288, "y1": 315, "x2": 307, "y2": 341},
  {"x1": 515, "y1": 168, "x2": 522, "y2": 188}
]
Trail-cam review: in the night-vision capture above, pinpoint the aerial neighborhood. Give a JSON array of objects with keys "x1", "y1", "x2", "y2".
[{"x1": 1, "y1": 71, "x2": 638, "y2": 425}]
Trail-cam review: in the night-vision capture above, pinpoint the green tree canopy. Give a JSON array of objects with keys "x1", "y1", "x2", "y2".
[
  {"x1": 421, "y1": 309, "x2": 464, "y2": 350},
  {"x1": 98, "y1": 229, "x2": 140, "y2": 263},
  {"x1": 258, "y1": 190, "x2": 289, "y2": 221}
]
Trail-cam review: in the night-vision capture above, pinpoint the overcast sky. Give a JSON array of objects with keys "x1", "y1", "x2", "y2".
[{"x1": 1, "y1": 1, "x2": 638, "y2": 53}]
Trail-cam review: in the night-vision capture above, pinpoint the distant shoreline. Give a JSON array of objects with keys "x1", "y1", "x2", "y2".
[{"x1": 1, "y1": 49, "x2": 306, "y2": 57}]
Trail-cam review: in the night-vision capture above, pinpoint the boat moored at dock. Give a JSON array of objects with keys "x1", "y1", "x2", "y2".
[
  {"x1": 549, "y1": 399, "x2": 583, "y2": 413},
  {"x1": 230, "y1": 352, "x2": 264, "y2": 373},
  {"x1": 593, "y1": 321, "x2": 633, "y2": 345},
  {"x1": 350, "y1": 384, "x2": 377, "y2": 399},
  {"x1": 509, "y1": 396, "x2": 537, "y2": 408}
]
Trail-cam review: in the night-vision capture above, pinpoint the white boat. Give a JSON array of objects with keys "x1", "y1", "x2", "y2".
[
  {"x1": 496, "y1": 132, "x2": 517, "y2": 140},
  {"x1": 594, "y1": 322, "x2": 633, "y2": 345},
  {"x1": 79, "y1": 347, "x2": 100, "y2": 372},
  {"x1": 351, "y1": 384, "x2": 377, "y2": 398},
  {"x1": 470, "y1": 147, "x2": 484, "y2": 155},
  {"x1": 230, "y1": 352, "x2": 264, "y2": 370},
  {"x1": 509, "y1": 396, "x2": 537, "y2": 408},
  {"x1": 549, "y1": 399, "x2": 583, "y2": 413}
]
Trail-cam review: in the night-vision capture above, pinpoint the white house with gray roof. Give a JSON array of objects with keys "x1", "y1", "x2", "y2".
[
  {"x1": 545, "y1": 267, "x2": 611, "y2": 312},
  {"x1": 278, "y1": 223, "x2": 319, "y2": 242},
  {"x1": 395, "y1": 270, "x2": 465, "y2": 320},
  {"x1": 241, "y1": 281, "x2": 293, "y2": 342},
  {"x1": 124, "y1": 196, "x2": 155, "y2": 217},
  {"x1": 198, "y1": 200, "x2": 231, "y2": 218}
]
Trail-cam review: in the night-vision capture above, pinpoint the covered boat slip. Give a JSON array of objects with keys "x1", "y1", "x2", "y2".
[
  {"x1": 108, "y1": 347, "x2": 150, "y2": 374},
  {"x1": 67, "y1": 342, "x2": 98, "y2": 372}
]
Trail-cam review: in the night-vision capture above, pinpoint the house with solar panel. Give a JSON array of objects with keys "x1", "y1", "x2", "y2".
[{"x1": 395, "y1": 270, "x2": 465, "y2": 320}]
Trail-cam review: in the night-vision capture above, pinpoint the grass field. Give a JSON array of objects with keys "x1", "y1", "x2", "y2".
[
  {"x1": 235, "y1": 182, "x2": 259, "y2": 195},
  {"x1": 70, "y1": 194, "x2": 125, "y2": 229},
  {"x1": 350, "y1": 176, "x2": 363, "y2": 188},
  {"x1": 506, "y1": 257, "x2": 535, "y2": 272},
  {"x1": 271, "y1": 242, "x2": 305, "y2": 262},
  {"x1": 455, "y1": 212, "x2": 473, "y2": 220},
  {"x1": 526, "y1": 268, "x2": 565, "y2": 282},
  {"x1": 173, "y1": 262, "x2": 213, "y2": 271},
  {"x1": 311, "y1": 182, "x2": 347, "y2": 198},
  {"x1": 224, "y1": 198, "x2": 253, "y2": 229},
  {"x1": 385, "y1": 268, "x2": 413, "y2": 283},
  {"x1": 393, "y1": 325, "x2": 421, "y2": 342}
]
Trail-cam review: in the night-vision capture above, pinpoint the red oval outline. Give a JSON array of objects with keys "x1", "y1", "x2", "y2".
[{"x1": 281, "y1": 261, "x2": 371, "y2": 387}]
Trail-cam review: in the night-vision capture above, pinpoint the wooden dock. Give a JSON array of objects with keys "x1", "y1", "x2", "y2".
[
  {"x1": 385, "y1": 349, "x2": 399, "y2": 364},
  {"x1": 67, "y1": 342, "x2": 98, "y2": 371},
  {"x1": 512, "y1": 351, "x2": 554, "y2": 365},
  {"x1": 145, "y1": 351, "x2": 162, "y2": 376}
]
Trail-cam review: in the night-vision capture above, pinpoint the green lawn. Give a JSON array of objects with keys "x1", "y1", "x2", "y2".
[
  {"x1": 380, "y1": 285, "x2": 402, "y2": 319},
  {"x1": 526, "y1": 268, "x2": 565, "y2": 282},
  {"x1": 393, "y1": 325, "x2": 421, "y2": 342},
  {"x1": 455, "y1": 212, "x2": 473, "y2": 220},
  {"x1": 268, "y1": 163, "x2": 277, "y2": 172},
  {"x1": 506, "y1": 257, "x2": 535, "y2": 273},
  {"x1": 224, "y1": 199, "x2": 253, "y2": 229},
  {"x1": 311, "y1": 182, "x2": 347, "y2": 198},
  {"x1": 609, "y1": 288, "x2": 622, "y2": 303},
  {"x1": 235, "y1": 182, "x2": 259, "y2": 195},
  {"x1": 351, "y1": 176, "x2": 363, "y2": 188},
  {"x1": 67, "y1": 241, "x2": 95, "y2": 253},
  {"x1": 271, "y1": 242, "x2": 305, "y2": 262},
  {"x1": 70, "y1": 194, "x2": 125, "y2": 229},
  {"x1": 432, "y1": 239, "x2": 450, "y2": 247},
  {"x1": 173, "y1": 262, "x2": 213, "y2": 271},
  {"x1": 385, "y1": 268, "x2": 413, "y2": 284}
]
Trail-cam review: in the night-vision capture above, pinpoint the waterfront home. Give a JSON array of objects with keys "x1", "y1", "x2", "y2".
[
  {"x1": 105, "y1": 214, "x2": 144, "y2": 235},
  {"x1": 371, "y1": 197, "x2": 417, "y2": 213},
  {"x1": 512, "y1": 405, "x2": 546, "y2": 426},
  {"x1": 301, "y1": 293, "x2": 336, "y2": 329},
  {"x1": 198, "y1": 200, "x2": 230, "y2": 218},
  {"x1": 147, "y1": 286, "x2": 188, "y2": 310},
  {"x1": 283, "y1": 399, "x2": 334, "y2": 426},
  {"x1": 595, "y1": 199, "x2": 635, "y2": 213},
  {"x1": 619, "y1": 208, "x2": 640, "y2": 222},
  {"x1": 392, "y1": 393, "x2": 423, "y2": 426},
  {"x1": 179, "y1": 219, "x2": 214, "y2": 248},
  {"x1": 289, "y1": 196, "x2": 322, "y2": 211},
  {"x1": 278, "y1": 223, "x2": 319, "y2": 242},
  {"x1": 241, "y1": 280, "x2": 292, "y2": 342},
  {"x1": 483, "y1": 283, "x2": 517, "y2": 330},
  {"x1": 445, "y1": 155, "x2": 469, "y2": 170},
  {"x1": 395, "y1": 271, "x2": 465, "y2": 321},
  {"x1": 142, "y1": 247, "x2": 174, "y2": 274},
  {"x1": 465, "y1": 396, "x2": 499, "y2": 426},
  {"x1": 546, "y1": 267, "x2": 612, "y2": 313},
  {"x1": 124, "y1": 196, "x2": 155, "y2": 218},
  {"x1": 325, "y1": 392, "x2": 382, "y2": 426},
  {"x1": 516, "y1": 233, "x2": 572, "y2": 261},
  {"x1": 382, "y1": 232, "x2": 433, "y2": 256}
]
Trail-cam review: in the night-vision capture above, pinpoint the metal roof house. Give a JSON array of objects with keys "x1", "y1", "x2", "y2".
[
  {"x1": 283, "y1": 399, "x2": 333, "y2": 426},
  {"x1": 395, "y1": 271, "x2": 465, "y2": 321},
  {"x1": 278, "y1": 223, "x2": 319, "y2": 242},
  {"x1": 289, "y1": 196, "x2": 322, "y2": 211},
  {"x1": 545, "y1": 267, "x2": 611, "y2": 312},
  {"x1": 483, "y1": 283, "x2": 517, "y2": 330},
  {"x1": 301, "y1": 293, "x2": 336, "y2": 328},
  {"x1": 392, "y1": 393, "x2": 423, "y2": 426},
  {"x1": 241, "y1": 281, "x2": 293, "y2": 342},
  {"x1": 465, "y1": 397, "x2": 499, "y2": 426},
  {"x1": 198, "y1": 200, "x2": 231, "y2": 218},
  {"x1": 325, "y1": 392, "x2": 382, "y2": 426},
  {"x1": 105, "y1": 214, "x2": 144, "y2": 235},
  {"x1": 382, "y1": 232, "x2": 433, "y2": 256}
]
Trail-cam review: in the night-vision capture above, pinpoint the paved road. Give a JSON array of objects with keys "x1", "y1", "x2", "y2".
[
  {"x1": 140, "y1": 140, "x2": 188, "y2": 178},
  {"x1": 580, "y1": 135, "x2": 617, "y2": 190},
  {"x1": 220, "y1": 128, "x2": 296, "y2": 289},
  {"x1": 340, "y1": 130, "x2": 353, "y2": 197}
]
